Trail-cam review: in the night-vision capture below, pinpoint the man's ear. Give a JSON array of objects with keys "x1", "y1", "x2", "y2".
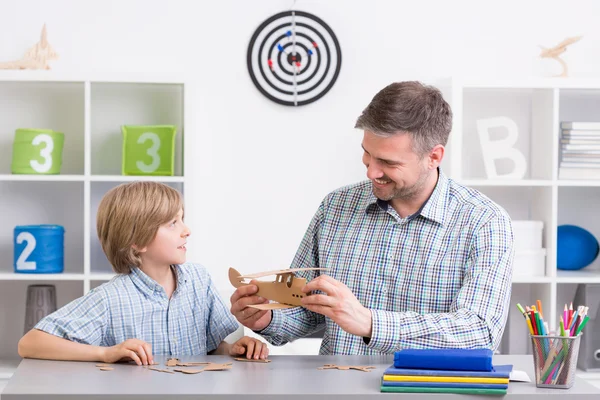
[
  {"x1": 132, "y1": 244, "x2": 147, "y2": 253},
  {"x1": 428, "y1": 144, "x2": 445, "y2": 169}
]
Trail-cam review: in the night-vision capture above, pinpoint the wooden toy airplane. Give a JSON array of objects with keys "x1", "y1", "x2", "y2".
[
  {"x1": 539, "y1": 36, "x2": 582, "y2": 77},
  {"x1": 0, "y1": 24, "x2": 59, "y2": 70},
  {"x1": 229, "y1": 267, "x2": 326, "y2": 310}
]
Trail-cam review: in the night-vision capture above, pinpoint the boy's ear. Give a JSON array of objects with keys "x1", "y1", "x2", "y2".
[{"x1": 132, "y1": 244, "x2": 147, "y2": 253}]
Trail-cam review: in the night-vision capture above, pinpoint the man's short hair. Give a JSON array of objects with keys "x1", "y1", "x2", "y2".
[
  {"x1": 96, "y1": 181, "x2": 183, "y2": 274},
  {"x1": 355, "y1": 81, "x2": 452, "y2": 156}
]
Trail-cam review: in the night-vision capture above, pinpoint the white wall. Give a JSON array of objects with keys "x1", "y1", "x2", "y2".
[{"x1": 2, "y1": 0, "x2": 600, "y2": 353}]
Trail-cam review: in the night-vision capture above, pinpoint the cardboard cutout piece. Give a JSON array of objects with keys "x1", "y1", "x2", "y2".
[
  {"x1": 318, "y1": 364, "x2": 375, "y2": 372},
  {"x1": 234, "y1": 357, "x2": 272, "y2": 363}
]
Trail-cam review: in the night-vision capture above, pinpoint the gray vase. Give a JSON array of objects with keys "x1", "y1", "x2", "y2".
[{"x1": 24, "y1": 284, "x2": 57, "y2": 334}]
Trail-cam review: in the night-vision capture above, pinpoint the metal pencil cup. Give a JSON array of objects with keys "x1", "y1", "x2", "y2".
[
  {"x1": 24, "y1": 284, "x2": 57, "y2": 334},
  {"x1": 531, "y1": 334, "x2": 582, "y2": 389}
]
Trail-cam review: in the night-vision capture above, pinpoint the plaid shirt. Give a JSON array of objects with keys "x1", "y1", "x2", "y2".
[
  {"x1": 35, "y1": 263, "x2": 239, "y2": 355},
  {"x1": 259, "y1": 169, "x2": 514, "y2": 354}
]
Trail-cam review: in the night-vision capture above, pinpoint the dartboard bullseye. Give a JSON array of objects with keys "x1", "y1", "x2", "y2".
[{"x1": 247, "y1": 10, "x2": 342, "y2": 106}]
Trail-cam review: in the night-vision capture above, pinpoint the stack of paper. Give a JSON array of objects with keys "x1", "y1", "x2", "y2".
[
  {"x1": 381, "y1": 349, "x2": 512, "y2": 395},
  {"x1": 559, "y1": 122, "x2": 600, "y2": 180}
]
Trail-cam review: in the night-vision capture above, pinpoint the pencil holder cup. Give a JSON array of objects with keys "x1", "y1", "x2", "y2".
[
  {"x1": 24, "y1": 284, "x2": 57, "y2": 334},
  {"x1": 531, "y1": 334, "x2": 582, "y2": 389},
  {"x1": 11, "y1": 128, "x2": 64, "y2": 174},
  {"x1": 121, "y1": 125, "x2": 177, "y2": 176}
]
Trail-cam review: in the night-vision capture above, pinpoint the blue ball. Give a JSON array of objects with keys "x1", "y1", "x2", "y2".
[{"x1": 557, "y1": 225, "x2": 599, "y2": 270}]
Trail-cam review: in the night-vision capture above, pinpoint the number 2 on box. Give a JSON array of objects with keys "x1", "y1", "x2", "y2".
[
  {"x1": 16, "y1": 232, "x2": 37, "y2": 271},
  {"x1": 136, "y1": 132, "x2": 161, "y2": 173},
  {"x1": 30, "y1": 134, "x2": 54, "y2": 173}
]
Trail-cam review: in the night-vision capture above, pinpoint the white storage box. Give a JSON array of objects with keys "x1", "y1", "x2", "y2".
[
  {"x1": 512, "y1": 220, "x2": 544, "y2": 252},
  {"x1": 512, "y1": 249, "x2": 546, "y2": 278}
]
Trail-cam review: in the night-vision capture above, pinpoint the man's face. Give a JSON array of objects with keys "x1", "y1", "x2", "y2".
[{"x1": 361, "y1": 131, "x2": 433, "y2": 202}]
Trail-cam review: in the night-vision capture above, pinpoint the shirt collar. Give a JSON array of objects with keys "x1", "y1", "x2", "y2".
[
  {"x1": 364, "y1": 168, "x2": 449, "y2": 226},
  {"x1": 129, "y1": 264, "x2": 187, "y2": 297},
  {"x1": 419, "y1": 168, "x2": 449, "y2": 226}
]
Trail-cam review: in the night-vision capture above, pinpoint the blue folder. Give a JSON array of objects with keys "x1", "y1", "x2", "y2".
[
  {"x1": 394, "y1": 348, "x2": 493, "y2": 371},
  {"x1": 384, "y1": 364, "x2": 513, "y2": 378}
]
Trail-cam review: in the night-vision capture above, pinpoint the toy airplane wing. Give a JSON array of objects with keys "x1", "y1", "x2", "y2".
[
  {"x1": 555, "y1": 36, "x2": 582, "y2": 49},
  {"x1": 238, "y1": 267, "x2": 326, "y2": 279},
  {"x1": 247, "y1": 303, "x2": 295, "y2": 310},
  {"x1": 228, "y1": 267, "x2": 325, "y2": 287}
]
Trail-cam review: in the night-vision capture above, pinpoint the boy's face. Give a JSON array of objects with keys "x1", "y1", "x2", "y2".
[{"x1": 138, "y1": 208, "x2": 190, "y2": 268}]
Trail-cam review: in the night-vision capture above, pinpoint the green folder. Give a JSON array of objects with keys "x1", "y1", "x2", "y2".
[{"x1": 381, "y1": 386, "x2": 507, "y2": 395}]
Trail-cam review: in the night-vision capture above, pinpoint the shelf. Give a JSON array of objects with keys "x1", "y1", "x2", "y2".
[
  {"x1": 89, "y1": 273, "x2": 117, "y2": 281},
  {"x1": 512, "y1": 275, "x2": 553, "y2": 283},
  {"x1": 0, "y1": 273, "x2": 85, "y2": 281},
  {"x1": 556, "y1": 270, "x2": 600, "y2": 283},
  {"x1": 0, "y1": 175, "x2": 184, "y2": 183},
  {"x1": 457, "y1": 77, "x2": 600, "y2": 90},
  {"x1": 0, "y1": 359, "x2": 20, "y2": 380},
  {"x1": 460, "y1": 179, "x2": 553, "y2": 187},
  {"x1": 0, "y1": 174, "x2": 85, "y2": 182},
  {"x1": 89, "y1": 175, "x2": 184, "y2": 182},
  {"x1": 0, "y1": 70, "x2": 185, "y2": 84},
  {"x1": 558, "y1": 180, "x2": 600, "y2": 187}
]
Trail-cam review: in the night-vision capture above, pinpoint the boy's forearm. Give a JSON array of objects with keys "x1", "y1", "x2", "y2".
[{"x1": 18, "y1": 329, "x2": 106, "y2": 362}]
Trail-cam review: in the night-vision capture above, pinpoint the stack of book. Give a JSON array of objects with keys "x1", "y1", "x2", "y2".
[
  {"x1": 381, "y1": 349, "x2": 512, "y2": 395},
  {"x1": 559, "y1": 122, "x2": 600, "y2": 180}
]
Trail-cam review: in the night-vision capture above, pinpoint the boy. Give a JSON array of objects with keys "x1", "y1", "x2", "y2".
[{"x1": 18, "y1": 181, "x2": 268, "y2": 364}]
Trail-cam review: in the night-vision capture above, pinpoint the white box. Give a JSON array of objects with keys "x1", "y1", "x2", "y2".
[
  {"x1": 512, "y1": 249, "x2": 546, "y2": 277},
  {"x1": 512, "y1": 220, "x2": 544, "y2": 252}
]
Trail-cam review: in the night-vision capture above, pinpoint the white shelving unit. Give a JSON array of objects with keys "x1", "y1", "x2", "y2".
[
  {"x1": 446, "y1": 78, "x2": 600, "y2": 363},
  {"x1": 0, "y1": 72, "x2": 189, "y2": 380}
]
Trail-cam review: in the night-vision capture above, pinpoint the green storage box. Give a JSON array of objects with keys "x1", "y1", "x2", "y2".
[
  {"x1": 11, "y1": 129, "x2": 65, "y2": 174},
  {"x1": 121, "y1": 125, "x2": 177, "y2": 176}
]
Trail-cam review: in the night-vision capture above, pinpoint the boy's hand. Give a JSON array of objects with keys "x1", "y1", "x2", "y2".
[
  {"x1": 229, "y1": 336, "x2": 269, "y2": 360},
  {"x1": 102, "y1": 339, "x2": 153, "y2": 366}
]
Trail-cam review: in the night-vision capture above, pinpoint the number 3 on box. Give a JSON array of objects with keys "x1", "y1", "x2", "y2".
[
  {"x1": 136, "y1": 132, "x2": 161, "y2": 173},
  {"x1": 30, "y1": 134, "x2": 54, "y2": 173}
]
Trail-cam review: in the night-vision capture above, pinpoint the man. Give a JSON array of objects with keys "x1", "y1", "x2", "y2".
[{"x1": 231, "y1": 81, "x2": 514, "y2": 355}]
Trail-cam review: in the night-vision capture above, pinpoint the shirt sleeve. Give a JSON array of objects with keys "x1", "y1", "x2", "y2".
[
  {"x1": 203, "y1": 269, "x2": 240, "y2": 353},
  {"x1": 34, "y1": 287, "x2": 109, "y2": 346},
  {"x1": 258, "y1": 201, "x2": 326, "y2": 346},
  {"x1": 367, "y1": 213, "x2": 514, "y2": 352}
]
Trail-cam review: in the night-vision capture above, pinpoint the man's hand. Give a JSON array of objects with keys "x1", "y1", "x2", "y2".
[
  {"x1": 229, "y1": 336, "x2": 269, "y2": 360},
  {"x1": 230, "y1": 281, "x2": 272, "y2": 331},
  {"x1": 301, "y1": 275, "x2": 372, "y2": 337},
  {"x1": 102, "y1": 339, "x2": 153, "y2": 366}
]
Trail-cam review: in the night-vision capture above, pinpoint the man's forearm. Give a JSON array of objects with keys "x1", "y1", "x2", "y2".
[
  {"x1": 368, "y1": 308, "x2": 496, "y2": 352},
  {"x1": 18, "y1": 329, "x2": 105, "y2": 362}
]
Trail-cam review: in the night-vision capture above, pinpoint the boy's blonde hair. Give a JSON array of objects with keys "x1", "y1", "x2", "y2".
[{"x1": 96, "y1": 181, "x2": 183, "y2": 274}]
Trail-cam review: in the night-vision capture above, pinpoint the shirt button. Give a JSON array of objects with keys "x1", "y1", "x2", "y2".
[
  {"x1": 173, "y1": 338, "x2": 177, "y2": 343},
  {"x1": 382, "y1": 288, "x2": 388, "y2": 294}
]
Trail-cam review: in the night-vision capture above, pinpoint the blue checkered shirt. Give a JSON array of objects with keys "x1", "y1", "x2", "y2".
[
  {"x1": 35, "y1": 263, "x2": 239, "y2": 355},
  {"x1": 259, "y1": 169, "x2": 514, "y2": 354}
]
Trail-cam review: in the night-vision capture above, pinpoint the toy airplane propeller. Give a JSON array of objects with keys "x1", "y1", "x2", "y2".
[{"x1": 229, "y1": 267, "x2": 326, "y2": 310}]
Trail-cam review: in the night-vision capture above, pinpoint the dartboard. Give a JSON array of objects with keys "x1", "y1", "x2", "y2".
[{"x1": 247, "y1": 10, "x2": 342, "y2": 107}]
